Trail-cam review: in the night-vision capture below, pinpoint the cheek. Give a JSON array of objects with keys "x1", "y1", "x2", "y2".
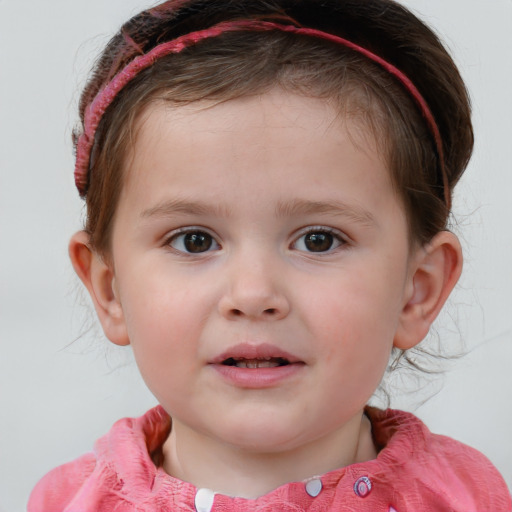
[
  {"x1": 120, "y1": 262, "x2": 208, "y2": 332},
  {"x1": 306, "y1": 270, "x2": 403, "y2": 384},
  {"x1": 119, "y1": 274, "x2": 212, "y2": 377},
  {"x1": 309, "y1": 266, "x2": 403, "y2": 337}
]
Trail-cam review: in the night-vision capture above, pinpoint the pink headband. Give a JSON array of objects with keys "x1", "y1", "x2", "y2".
[{"x1": 75, "y1": 19, "x2": 449, "y2": 207}]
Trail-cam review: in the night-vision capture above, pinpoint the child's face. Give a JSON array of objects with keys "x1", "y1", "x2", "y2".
[{"x1": 109, "y1": 89, "x2": 416, "y2": 453}]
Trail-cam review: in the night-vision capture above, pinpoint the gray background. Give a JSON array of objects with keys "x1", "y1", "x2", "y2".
[{"x1": 0, "y1": 1, "x2": 511, "y2": 510}]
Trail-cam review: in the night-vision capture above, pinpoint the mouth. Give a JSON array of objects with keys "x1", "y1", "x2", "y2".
[
  {"x1": 221, "y1": 357, "x2": 291, "y2": 369},
  {"x1": 211, "y1": 343, "x2": 302, "y2": 367},
  {"x1": 211, "y1": 345, "x2": 304, "y2": 387}
]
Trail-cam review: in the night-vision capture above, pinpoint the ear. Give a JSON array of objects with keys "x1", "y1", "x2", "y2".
[
  {"x1": 394, "y1": 231, "x2": 463, "y2": 350},
  {"x1": 69, "y1": 231, "x2": 129, "y2": 346}
]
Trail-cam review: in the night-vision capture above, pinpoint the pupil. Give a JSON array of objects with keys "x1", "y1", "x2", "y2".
[
  {"x1": 305, "y1": 232, "x2": 333, "y2": 252},
  {"x1": 184, "y1": 232, "x2": 212, "y2": 253}
]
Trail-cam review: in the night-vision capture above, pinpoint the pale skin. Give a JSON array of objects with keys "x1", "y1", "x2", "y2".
[{"x1": 70, "y1": 89, "x2": 462, "y2": 499}]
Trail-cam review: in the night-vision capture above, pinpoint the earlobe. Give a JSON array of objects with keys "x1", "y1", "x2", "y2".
[
  {"x1": 69, "y1": 231, "x2": 129, "y2": 346},
  {"x1": 394, "y1": 231, "x2": 463, "y2": 350}
]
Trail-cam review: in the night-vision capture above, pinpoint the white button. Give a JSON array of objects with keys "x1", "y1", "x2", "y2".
[
  {"x1": 195, "y1": 488, "x2": 215, "y2": 512},
  {"x1": 305, "y1": 478, "x2": 322, "y2": 497},
  {"x1": 389, "y1": 507, "x2": 398, "y2": 512}
]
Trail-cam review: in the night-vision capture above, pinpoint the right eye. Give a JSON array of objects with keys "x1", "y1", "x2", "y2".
[{"x1": 167, "y1": 230, "x2": 220, "y2": 254}]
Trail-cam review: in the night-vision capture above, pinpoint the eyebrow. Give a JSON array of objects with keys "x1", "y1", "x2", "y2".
[
  {"x1": 141, "y1": 197, "x2": 375, "y2": 226},
  {"x1": 275, "y1": 199, "x2": 376, "y2": 226},
  {"x1": 141, "y1": 198, "x2": 232, "y2": 219}
]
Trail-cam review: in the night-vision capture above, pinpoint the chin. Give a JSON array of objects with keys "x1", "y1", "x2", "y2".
[{"x1": 216, "y1": 416, "x2": 306, "y2": 454}]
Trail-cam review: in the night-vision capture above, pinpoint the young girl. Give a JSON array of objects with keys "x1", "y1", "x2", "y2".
[{"x1": 28, "y1": 0, "x2": 511, "y2": 510}]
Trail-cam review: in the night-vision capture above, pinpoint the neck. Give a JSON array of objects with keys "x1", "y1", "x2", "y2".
[{"x1": 162, "y1": 411, "x2": 376, "y2": 499}]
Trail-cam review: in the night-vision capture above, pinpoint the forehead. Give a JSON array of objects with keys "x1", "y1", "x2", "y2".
[
  {"x1": 117, "y1": 89, "x2": 398, "y2": 221},
  {"x1": 125, "y1": 89, "x2": 388, "y2": 180}
]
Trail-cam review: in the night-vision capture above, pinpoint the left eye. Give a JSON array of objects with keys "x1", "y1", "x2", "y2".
[
  {"x1": 292, "y1": 229, "x2": 344, "y2": 253},
  {"x1": 168, "y1": 230, "x2": 220, "y2": 254}
]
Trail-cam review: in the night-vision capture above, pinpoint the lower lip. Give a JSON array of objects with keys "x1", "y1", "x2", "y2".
[{"x1": 211, "y1": 363, "x2": 305, "y2": 388}]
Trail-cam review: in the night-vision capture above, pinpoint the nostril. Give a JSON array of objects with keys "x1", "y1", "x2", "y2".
[
  {"x1": 221, "y1": 302, "x2": 288, "y2": 320},
  {"x1": 230, "y1": 308, "x2": 276, "y2": 316}
]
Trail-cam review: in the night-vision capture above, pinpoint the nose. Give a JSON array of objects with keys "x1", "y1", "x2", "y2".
[{"x1": 218, "y1": 254, "x2": 290, "y2": 321}]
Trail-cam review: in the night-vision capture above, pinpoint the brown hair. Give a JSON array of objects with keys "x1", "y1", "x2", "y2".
[
  {"x1": 74, "y1": 0, "x2": 474, "y2": 398},
  {"x1": 76, "y1": 0, "x2": 473, "y2": 256}
]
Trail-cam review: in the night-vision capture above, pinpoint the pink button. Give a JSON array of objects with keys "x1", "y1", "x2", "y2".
[{"x1": 353, "y1": 476, "x2": 372, "y2": 498}]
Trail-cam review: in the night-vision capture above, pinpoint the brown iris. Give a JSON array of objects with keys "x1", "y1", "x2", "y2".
[
  {"x1": 304, "y1": 232, "x2": 334, "y2": 252},
  {"x1": 183, "y1": 232, "x2": 213, "y2": 253}
]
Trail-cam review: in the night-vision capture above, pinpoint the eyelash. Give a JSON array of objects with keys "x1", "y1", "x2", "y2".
[{"x1": 164, "y1": 226, "x2": 347, "y2": 255}]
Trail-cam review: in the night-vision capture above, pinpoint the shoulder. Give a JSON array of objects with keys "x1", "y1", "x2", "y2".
[
  {"x1": 27, "y1": 406, "x2": 172, "y2": 512},
  {"x1": 367, "y1": 407, "x2": 512, "y2": 511},
  {"x1": 27, "y1": 452, "x2": 97, "y2": 512},
  {"x1": 414, "y1": 430, "x2": 511, "y2": 510}
]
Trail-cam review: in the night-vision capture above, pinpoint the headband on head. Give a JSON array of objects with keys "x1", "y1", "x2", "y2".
[{"x1": 74, "y1": 19, "x2": 449, "y2": 207}]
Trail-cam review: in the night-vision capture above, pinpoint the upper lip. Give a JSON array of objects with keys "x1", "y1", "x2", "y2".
[{"x1": 210, "y1": 343, "x2": 303, "y2": 365}]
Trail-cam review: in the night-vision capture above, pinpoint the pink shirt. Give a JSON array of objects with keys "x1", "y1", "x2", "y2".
[{"x1": 29, "y1": 406, "x2": 511, "y2": 511}]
